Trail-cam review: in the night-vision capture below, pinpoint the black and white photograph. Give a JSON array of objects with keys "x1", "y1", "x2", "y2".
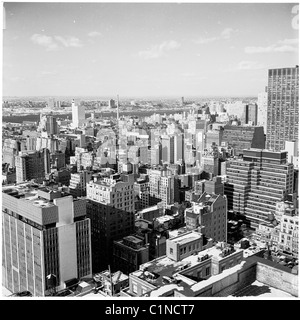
[{"x1": 1, "y1": 0, "x2": 299, "y2": 305}]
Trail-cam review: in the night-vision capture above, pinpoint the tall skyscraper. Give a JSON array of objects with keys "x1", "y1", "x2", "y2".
[
  {"x1": 72, "y1": 99, "x2": 85, "y2": 128},
  {"x1": 174, "y1": 133, "x2": 184, "y2": 163},
  {"x1": 225, "y1": 149, "x2": 294, "y2": 229},
  {"x1": 257, "y1": 87, "x2": 268, "y2": 134},
  {"x1": 2, "y1": 185, "x2": 92, "y2": 296},
  {"x1": 266, "y1": 66, "x2": 299, "y2": 151},
  {"x1": 161, "y1": 135, "x2": 175, "y2": 164},
  {"x1": 46, "y1": 116, "x2": 58, "y2": 135},
  {"x1": 245, "y1": 103, "x2": 258, "y2": 125}
]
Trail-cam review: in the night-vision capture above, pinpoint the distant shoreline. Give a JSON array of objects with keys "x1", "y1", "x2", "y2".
[{"x1": 2, "y1": 109, "x2": 186, "y2": 124}]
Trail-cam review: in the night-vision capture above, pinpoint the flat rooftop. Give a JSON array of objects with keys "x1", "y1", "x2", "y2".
[
  {"x1": 156, "y1": 215, "x2": 175, "y2": 224},
  {"x1": 229, "y1": 280, "x2": 295, "y2": 298},
  {"x1": 170, "y1": 231, "x2": 202, "y2": 245},
  {"x1": 133, "y1": 244, "x2": 239, "y2": 288}
]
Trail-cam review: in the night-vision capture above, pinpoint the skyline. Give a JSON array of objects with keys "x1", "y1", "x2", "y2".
[{"x1": 2, "y1": 2, "x2": 299, "y2": 98}]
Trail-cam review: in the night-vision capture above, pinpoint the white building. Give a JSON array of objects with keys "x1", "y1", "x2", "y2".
[
  {"x1": 257, "y1": 89, "x2": 268, "y2": 134},
  {"x1": 72, "y1": 100, "x2": 85, "y2": 128}
]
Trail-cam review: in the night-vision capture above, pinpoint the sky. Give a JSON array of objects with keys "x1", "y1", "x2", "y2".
[{"x1": 2, "y1": 1, "x2": 299, "y2": 98}]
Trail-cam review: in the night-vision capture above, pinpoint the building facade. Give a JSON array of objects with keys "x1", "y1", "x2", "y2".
[
  {"x1": 86, "y1": 174, "x2": 135, "y2": 272},
  {"x1": 2, "y1": 184, "x2": 92, "y2": 296},
  {"x1": 266, "y1": 66, "x2": 299, "y2": 151}
]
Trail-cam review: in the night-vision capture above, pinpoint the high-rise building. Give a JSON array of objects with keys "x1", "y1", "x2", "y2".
[
  {"x1": 109, "y1": 99, "x2": 116, "y2": 108},
  {"x1": 2, "y1": 139, "x2": 22, "y2": 168},
  {"x1": 72, "y1": 100, "x2": 85, "y2": 128},
  {"x1": 204, "y1": 176, "x2": 224, "y2": 196},
  {"x1": 266, "y1": 66, "x2": 299, "y2": 151},
  {"x1": 46, "y1": 116, "x2": 58, "y2": 135},
  {"x1": 15, "y1": 149, "x2": 50, "y2": 183},
  {"x1": 2, "y1": 185, "x2": 92, "y2": 296},
  {"x1": 285, "y1": 140, "x2": 299, "y2": 169},
  {"x1": 225, "y1": 149, "x2": 294, "y2": 229},
  {"x1": 161, "y1": 135, "x2": 174, "y2": 164},
  {"x1": 245, "y1": 104, "x2": 258, "y2": 125},
  {"x1": 86, "y1": 174, "x2": 135, "y2": 272},
  {"x1": 147, "y1": 168, "x2": 175, "y2": 208},
  {"x1": 174, "y1": 133, "x2": 184, "y2": 163},
  {"x1": 221, "y1": 125, "x2": 265, "y2": 156},
  {"x1": 257, "y1": 87, "x2": 268, "y2": 134}
]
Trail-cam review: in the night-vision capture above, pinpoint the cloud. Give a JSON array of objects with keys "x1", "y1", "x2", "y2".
[
  {"x1": 221, "y1": 61, "x2": 265, "y2": 72},
  {"x1": 245, "y1": 38, "x2": 298, "y2": 54},
  {"x1": 138, "y1": 40, "x2": 181, "y2": 59},
  {"x1": 278, "y1": 38, "x2": 299, "y2": 45},
  {"x1": 220, "y1": 28, "x2": 234, "y2": 39},
  {"x1": 30, "y1": 34, "x2": 59, "y2": 51},
  {"x1": 237, "y1": 60, "x2": 265, "y2": 70},
  {"x1": 31, "y1": 33, "x2": 83, "y2": 50},
  {"x1": 194, "y1": 36, "x2": 218, "y2": 44},
  {"x1": 54, "y1": 36, "x2": 83, "y2": 48},
  {"x1": 194, "y1": 27, "x2": 237, "y2": 45},
  {"x1": 88, "y1": 31, "x2": 102, "y2": 37}
]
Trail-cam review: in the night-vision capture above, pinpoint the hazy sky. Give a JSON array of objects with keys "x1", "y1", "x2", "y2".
[{"x1": 3, "y1": 2, "x2": 299, "y2": 98}]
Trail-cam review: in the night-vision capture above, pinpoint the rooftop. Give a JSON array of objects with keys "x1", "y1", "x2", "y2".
[
  {"x1": 169, "y1": 231, "x2": 202, "y2": 245},
  {"x1": 133, "y1": 243, "x2": 240, "y2": 288},
  {"x1": 229, "y1": 280, "x2": 295, "y2": 298}
]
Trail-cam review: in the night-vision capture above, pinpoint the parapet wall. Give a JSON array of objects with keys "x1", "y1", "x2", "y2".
[
  {"x1": 178, "y1": 256, "x2": 298, "y2": 297},
  {"x1": 256, "y1": 262, "x2": 298, "y2": 297}
]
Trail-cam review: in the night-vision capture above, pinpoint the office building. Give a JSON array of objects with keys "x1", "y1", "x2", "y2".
[
  {"x1": 72, "y1": 100, "x2": 85, "y2": 128},
  {"x1": 147, "y1": 168, "x2": 175, "y2": 208},
  {"x1": 69, "y1": 170, "x2": 93, "y2": 197},
  {"x1": 204, "y1": 176, "x2": 224, "y2": 196},
  {"x1": 285, "y1": 140, "x2": 299, "y2": 169},
  {"x1": 161, "y1": 135, "x2": 174, "y2": 164},
  {"x1": 221, "y1": 125, "x2": 265, "y2": 156},
  {"x1": 225, "y1": 149, "x2": 294, "y2": 229},
  {"x1": 245, "y1": 104, "x2": 258, "y2": 125},
  {"x1": 134, "y1": 177, "x2": 150, "y2": 211},
  {"x1": 2, "y1": 139, "x2": 22, "y2": 168},
  {"x1": 15, "y1": 149, "x2": 50, "y2": 183},
  {"x1": 257, "y1": 87, "x2": 268, "y2": 133},
  {"x1": 2, "y1": 184, "x2": 92, "y2": 296},
  {"x1": 46, "y1": 116, "x2": 58, "y2": 136},
  {"x1": 174, "y1": 133, "x2": 184, "y2": 163},
  {"x1": 266, "y1": 66, "x2": 299, "y2": 151},
  {"x1": 109, "y1": 99, "x2": 116, "y2": 108},
  {"x1": 86, "y1": 174, "x2": 135, "y2": 272}
]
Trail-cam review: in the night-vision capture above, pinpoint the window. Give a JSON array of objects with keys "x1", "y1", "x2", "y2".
[
  {"x1": 132, "y1": 283, "x2": 137, "y2": 294},
  {"x1": 170, "y1": 248, "x2": 173, "y2": 255},
  {"x1": 205, "y1": 266, "x2": 210, "y2": 276}
]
